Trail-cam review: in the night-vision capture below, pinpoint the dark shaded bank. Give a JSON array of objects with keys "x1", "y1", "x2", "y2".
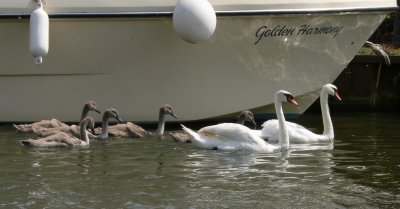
[{"x1": 307, "y1": 55, "x2": 400, "y2": 113}]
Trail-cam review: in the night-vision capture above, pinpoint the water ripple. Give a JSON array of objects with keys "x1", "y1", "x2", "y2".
[{"x1": 0, "y1": 113, "x2": 399, "y2": 208}]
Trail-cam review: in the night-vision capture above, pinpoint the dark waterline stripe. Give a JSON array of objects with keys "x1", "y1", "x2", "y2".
[{"x1": 0, "y1": 73, "x2": 107, "y2": 77}]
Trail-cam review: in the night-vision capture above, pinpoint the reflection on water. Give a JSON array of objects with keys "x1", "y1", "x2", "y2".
[{"x1": 0, "y1": 113, "x2": 399, "y2": 208}]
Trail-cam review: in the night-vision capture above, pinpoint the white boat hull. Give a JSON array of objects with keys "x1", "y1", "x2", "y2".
[{"x1": 0, "y1": 1, "x2": 396, "y2": 122}]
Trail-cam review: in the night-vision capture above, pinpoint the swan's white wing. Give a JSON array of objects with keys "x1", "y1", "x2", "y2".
[
  {"x1": 288, "y1": 125, "x2": 323, "y2": 143},
  {"x1": 198, "y1": 123, "x2": 255, "y2": 141},
  {"x1": 259, "y1": 119, "x2": 308, "y2": 142},
  {"x1": 182, "y1": 123, "x2": 276, "y2": 152},
  {"x1": 181, "y1": 124, "x2": 226, "y2": 149},
  {"x1": 260, "y1": 120, "x2": 328, "y2": 143},
  {"x1": 258, "y1": 120, "x2": 280, "y2": 141}
]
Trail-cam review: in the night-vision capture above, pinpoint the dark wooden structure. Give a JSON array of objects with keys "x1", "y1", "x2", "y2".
[{"x1": 308, "y1": 55, "x2": 400, "y2": 112}]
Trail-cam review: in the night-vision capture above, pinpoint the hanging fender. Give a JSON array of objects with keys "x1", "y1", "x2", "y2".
[
  {"x1": 30, "y1": 1, "x2": 49, "y2": 65},
  {"x1": 173, "y1": 0, "x2": 217, "y2": 44}
]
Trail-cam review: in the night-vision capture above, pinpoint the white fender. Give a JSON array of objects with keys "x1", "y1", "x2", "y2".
[
  {"x1": 30, "y1": 2, "x2": 49, "y2": 64},
  {"x1": 173, "y1": 0, "x2": 217, "y2": 44}
]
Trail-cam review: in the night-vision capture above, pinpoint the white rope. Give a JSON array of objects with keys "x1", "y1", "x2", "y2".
[{"x1": 365, "y1": 41, "x2": 391, "y2": 66}]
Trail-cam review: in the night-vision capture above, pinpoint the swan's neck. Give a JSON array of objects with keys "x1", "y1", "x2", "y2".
[
  {"x1": 100, "y1": 115, "x2": 110, "y2": 139},
  {"x1": 80, "y1": 124, "x2": 90, "y2": 144},
  {"x1": 275, "y1": 98, "x2": 289, "y2": 149},
  {"x1": 237, "y1": 117, "x2": 245, "y2": 125},
  {"x1": 320, "y1": 92, "x2": 334, "y2": 138},
  {"x1": 155, "y1": 112, "x2": 166, "y2": 136},
  {"x1": 79, "y1": 107, "x2": 89, "y2": 125}
]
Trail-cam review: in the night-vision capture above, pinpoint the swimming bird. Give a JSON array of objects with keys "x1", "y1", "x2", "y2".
[
  {"x1": 169, "y1": 132, "x2": 191, "y2": 143},
  {"x1": 181, "y1": 90, "x2": 298, "y2": 152},
  {"x1": 93, "y1": 108, "x2": 124, "y2": 140},
  {"x1": 169, "y1": 110, "x2": 257, "y2": 143},
  {"x1": 25, "y1": 100, "x2": 102, "y2": 138},
  {"x1": 237, "y1": 110, "x2": 257, "y2": 129},
  {"x1": 13, "y1": 100, "x2": 101, "y2": 133},
  {"x1": 20, "y1": 117, "x2": 96, "y2": 148},
  {"x1": 107, "y1": 104, "x2": 177, "y2": 138},
  {"x1": 256, "y1": 84, "x2": 341, "y2": 143}
]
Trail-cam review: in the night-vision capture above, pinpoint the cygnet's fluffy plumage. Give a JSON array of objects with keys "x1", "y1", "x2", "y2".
[
  {"x1": 13, "y1": 100, "x2": 101, "y2": 134},
  {"x1": 107, "y1": 104, "x2": 177, "y2": 138},
  {"x1": 20, "y1": 117, "x2": 95, "y2": 148}
]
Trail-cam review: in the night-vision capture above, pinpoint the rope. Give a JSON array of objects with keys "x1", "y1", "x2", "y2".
[{"x1": 365, "y1": 41, "x2": 391, "y2": 66}]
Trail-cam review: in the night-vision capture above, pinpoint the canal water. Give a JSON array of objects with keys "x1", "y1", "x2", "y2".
[{"x1": 0, "y1": 113, "x2": 399, "y2": 208}]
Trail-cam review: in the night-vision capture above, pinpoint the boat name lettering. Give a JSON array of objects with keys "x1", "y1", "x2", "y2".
[{"x1": 255, "y1": 24, "x2": 344, "y2": 45}]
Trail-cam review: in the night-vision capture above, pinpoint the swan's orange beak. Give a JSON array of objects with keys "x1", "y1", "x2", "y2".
[
  {"x1": 288, "y1": 97, "x2": 298, "y2": 106},
  {"x1": 334, "y1": 92, "x2": 342, "y2": 101}
]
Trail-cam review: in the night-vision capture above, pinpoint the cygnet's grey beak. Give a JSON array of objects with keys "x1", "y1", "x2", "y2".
[
  {"x1": 171, "y1": 112, "x2": 178, "y2": 119},
  {"x1": 116, "y1": 115, "x2": 123, "y2": 123},
  {"x1": 251, "y1": 118, "x2": 257, "y2": 129}
]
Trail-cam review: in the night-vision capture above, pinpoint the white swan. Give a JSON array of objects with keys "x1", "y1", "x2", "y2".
[
  {"x1": 20, "y1": 117, "x2": 95, "y2": 148},
  {"x1": 257, "y1": 84, "x2": 341, "y2": 143},
  {"x1": 181, "y1": 90, "x2": 298, "y2": 152},
  {"x1": 170, "y1": 110, "x2": 256, "y2": 143}
]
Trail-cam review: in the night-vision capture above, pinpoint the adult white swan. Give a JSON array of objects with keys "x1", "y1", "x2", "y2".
[
  {"x1": 170, "y1": 110, "x2": 256, "y2": 143},
  {"x1": 181, "y1": 90, "x2": 298, "y2": 152},
  {"x1": 258, "y1": 84, "x2": 341, "y2": 143}
]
